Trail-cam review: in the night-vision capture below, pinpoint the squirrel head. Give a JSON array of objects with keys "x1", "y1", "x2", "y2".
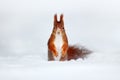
[{"x1": 53, "y1": 14, "x2": 65, "y2": 34}]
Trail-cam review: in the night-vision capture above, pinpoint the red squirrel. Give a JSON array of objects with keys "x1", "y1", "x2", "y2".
[{"x1": 48, "y1": 14, "x2": 91, "y2": 61}]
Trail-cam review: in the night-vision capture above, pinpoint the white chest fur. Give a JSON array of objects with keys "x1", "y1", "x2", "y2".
[{"x1": 54, "y1": 29, "x2": 63, "y2": 61}]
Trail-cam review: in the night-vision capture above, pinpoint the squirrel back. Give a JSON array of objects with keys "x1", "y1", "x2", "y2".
[{"x1": 48, "y1": 14, "x2": 91, "y2": 61}]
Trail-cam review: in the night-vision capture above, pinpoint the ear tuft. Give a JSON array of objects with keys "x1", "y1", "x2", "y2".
[
  {"x1": 60, "y1": 14, "x2": 63, "y2": 21},
  {"x1": 54, "y1": 14, "x2": 57, "y2": 22}
]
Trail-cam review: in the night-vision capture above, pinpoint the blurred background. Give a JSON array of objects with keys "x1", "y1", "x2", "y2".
[{"x1": 0, "y1": 0, "x2": 120, "y2": 57}]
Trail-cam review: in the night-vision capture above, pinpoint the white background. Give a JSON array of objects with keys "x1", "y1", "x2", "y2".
[
  {"x1": 0, "y1": 0, "x2": 120, "y2": 56},
  {"x1": 0, "y1": 0, "x2": 120, "y2": 80}
]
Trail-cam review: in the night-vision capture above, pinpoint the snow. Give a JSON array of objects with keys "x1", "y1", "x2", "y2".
[
  {"x1": 0, "y1": 52, "x2": 120, "y2": 80},
  {"x1": 0, "y1": 63, "x2": 120, "y2": 80},
  {"x1": 0, "y1": 0, "x2": 120, "y2": 80}
]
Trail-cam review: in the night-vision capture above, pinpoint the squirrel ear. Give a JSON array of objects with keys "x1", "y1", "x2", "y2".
[
  {"x1": 54, "y1": 14, "x2": 58, "y2": 22},
  {"x1": 60, "y1": 14, "x2": 63, "y2": 22}
]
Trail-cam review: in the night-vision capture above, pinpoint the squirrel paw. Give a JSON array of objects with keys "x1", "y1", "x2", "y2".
[
  {"x1": 61, "y1": 51, "x2": 67, "y2": 57},
  {"x1": 52, "y1": 52, "x2": 58, "y2": 57}
]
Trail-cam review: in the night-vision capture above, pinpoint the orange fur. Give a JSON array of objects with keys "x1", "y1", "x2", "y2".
[{"x1": 48, "y1": 14, "x2": 91, "y2": 61}]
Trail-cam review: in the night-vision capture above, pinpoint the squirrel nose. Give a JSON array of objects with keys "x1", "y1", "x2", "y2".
[
  {"x1": 57, "y1": 31, "x2": 60, "y2": 34},
  {"x1": 56, "y1": 28, "x2": 61, "y2": 34}
]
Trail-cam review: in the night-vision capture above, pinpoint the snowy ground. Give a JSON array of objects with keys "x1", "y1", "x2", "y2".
[
  {"x1": 0, "y1": 52, "x2": 120, "y2": 80},
  {"x1": 0, "y1": 0, "x2": 120, "y2": 80},
  {"x1": 0, "y1": 63, "x2": 120, "y2": 80},
  {"x1": 0, "y1": 62, "x2": 120, "y2": 80}
]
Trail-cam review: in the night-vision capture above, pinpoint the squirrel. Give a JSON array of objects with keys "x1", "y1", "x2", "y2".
[{"x1": 47, "y1": 14, "x2": 91, "y2": 61}]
